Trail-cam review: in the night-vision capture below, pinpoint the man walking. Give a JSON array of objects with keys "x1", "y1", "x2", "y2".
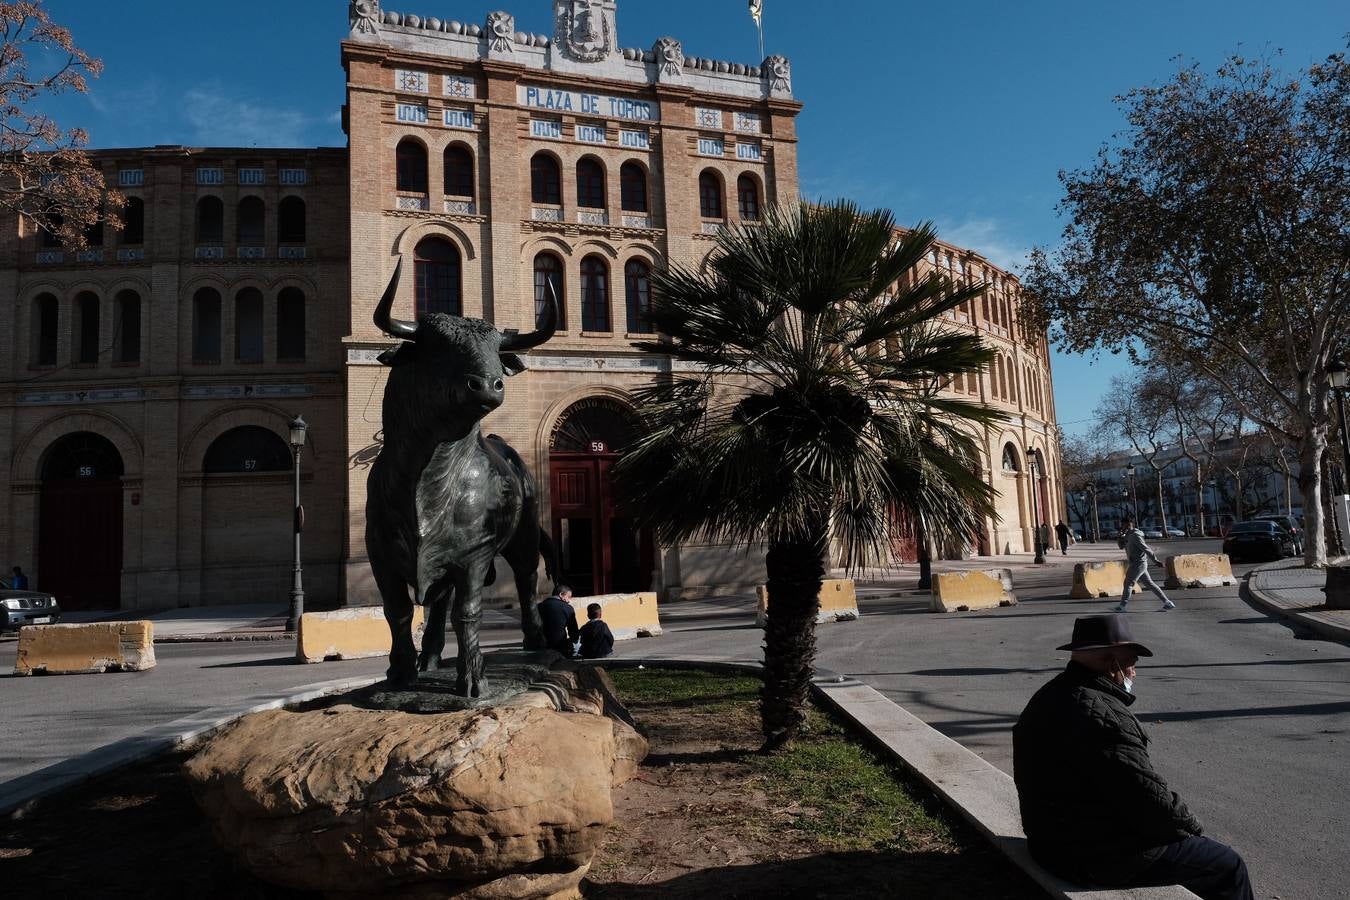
[
  {"x1": 1115, "y1": 516, "x2": 1175, "y2": 612},
  {"x1": 1013, "y1": 616, "x2": 1254, "y2": 900},
  {"x1": 1055, "y1": 520, "x2": 1072, "y2": 555}
]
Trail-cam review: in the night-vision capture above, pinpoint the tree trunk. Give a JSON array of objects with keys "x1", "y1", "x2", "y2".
[
  {"x1": 1300, "y1": 427, "x2": 1328, "y2": 566},
  {"x1": 1155, "y1": 472, "x2": 1168, "y2": 537},
  {"x1": 760, "y1": 536, "x2": 826, "y2": 753}
]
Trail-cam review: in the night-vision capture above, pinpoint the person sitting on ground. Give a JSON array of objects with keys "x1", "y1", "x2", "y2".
[
  {"x1": 1115, "y1": 515, "x2": 1175, "y2": 612},
  {"x1": 578, "y1": 602, "x2": 614, "y2": 659},
  {"x1": 1013, "y1": 616, "x2": 1253, "y2": 900},
  {"x1": 537, "y1": 585, "x2": 579, "y2": 657}
]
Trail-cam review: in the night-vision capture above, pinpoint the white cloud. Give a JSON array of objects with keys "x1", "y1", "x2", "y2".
[
  {"x1": 933, "y1": 217, "x2": 1031, "y2": 273},
  {"x1": 182, "y1": 83, "x2": 330, "y2": 147}
]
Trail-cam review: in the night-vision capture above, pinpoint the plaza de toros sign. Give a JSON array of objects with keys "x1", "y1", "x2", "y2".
[{"x1": 518, "y1": 84, "x2": 659, "y2": 122}]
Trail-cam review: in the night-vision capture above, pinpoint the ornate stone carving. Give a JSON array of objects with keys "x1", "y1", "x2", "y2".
[
  {"x1": 654, "y1": 37, "x2": 684, "y2": 79},
  {"x1": 555, "y1": 0, "x2": 616, "y2": 62},
  {"x1": 766, "y1": 55, "x2": 792, "y2": 95},
  {"x1": 349, "y1": 0, "x2": 381, "y2": 35},
  {"x1": 487, "y1": 11, "x2": 515, "y2": 53}
]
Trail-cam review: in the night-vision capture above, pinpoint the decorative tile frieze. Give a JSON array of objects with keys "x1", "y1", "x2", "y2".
[
  {"x1": 182, "y1": 384, "x2": 315, "y2": 399},
  {"x1": 238, "y1": 246, "x2": 266, "y2": 259},
  {"x1": 18, "y1": 387, "x2": 146, "y2": 406},
  {"x1": 396, "y1": 195, "x2": 430, "y2": 210},
  {"x1": 278, "y1": 246, "x2": 308, "y2": 259},
  {"x1": 195, "y1": 246, "x2": 225, "y2": 259},
  {"x1": 279, "y1": 168, "x2": 308, "y2": 186},
  {"x1": 444, "y1": 74, "x2": 476, "y2": 99},
  {"x1": 736, "y1": 141, "x2": 762, "y2": 161},
  {"x1": 619, "y1": 129, "x2": 650, "y2": 150},
  {"x1": 76, "y1": 249, "x2": 105, "y2": 263},
  {"x1": 697, "y1": 137, "x2": 725, "y2": 156},
  {"x1": 238, "y1": 167, "x2": 265, "y2": 185},
  {"x1": 444, "y1": 199, "x2": 478, "y2": 215},
  {"x1": 577, "y1": 210, "x2": 609, "y2": 226},
  {"x1": 622, "y1": 215, "x2": 652, "y2": 229},
  {"x1": 531, "y1": 207, "x2": 564, "y2": 222},
  {"x1": 694, "y1": 107, "x2": 723, "y2": 129},
  {"x1": 118, "y1": 169, "x2": 144, "y2": 187},
  {"x1": 117, "y1": 248, "x2": 145, "y2": 262},
  {"x1": 35, "y1": 251, "x2": 63, "y2": 264},
  {"x1": 733, "y1": 111, "x2": 762, "y2": 133},
  {"x1": 396, "y1": 103, "x2": 428, "y2": 124},
  {"x1": 196, "y1": 167, "x2": 224, "y2": 185},
  {"x1": 444, "y1": 108, "x2": 475, "y2": 129},
  {"x1": 395, "y1": 69, "x2": 429, "y2": 93},
  {"x1": 531, "y1": 118, "x2": 563, "y2": 139}
]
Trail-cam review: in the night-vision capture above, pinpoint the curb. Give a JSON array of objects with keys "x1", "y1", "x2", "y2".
[
  {"x1": 155, "y1": 632, "x2": 294, "y2": 643},
  {"x1": 0, "y1": 675, "x2": 382, "y2": 819},
  {"x1": 1243, "y1": 562, "x2": 1350, "y2": 644},
  {"x1": 4, "y1": 655, "x2": 1197, "y2": 899}
]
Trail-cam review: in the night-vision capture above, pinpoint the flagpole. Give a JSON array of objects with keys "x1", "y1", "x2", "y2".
[{"x1": 758, "y1": 21, "x2": 765, "y2": 60}]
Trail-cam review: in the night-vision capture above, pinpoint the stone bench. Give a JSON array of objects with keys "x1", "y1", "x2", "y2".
[
  {"x1": 14, "y1": 622, "x2": 156, "y2": 676},
  {"x1": 932, "y1": 568, "x2": 1016, "y2": 612},
  {"x1": 755, "y1": 578, "x2": 859, "y2": 626},
  {"x1": 1164, "y1": 554, "x2": 1236, "y2": 589},
  {"x1": 567, "y1": 591, "x2": 662, "y2": 640},
  {"x1": 812, "y1": 677, "x2": 1200, "y2": 900},
  {"x1": 296, "y1": 607, "x2": 425, "y2": 664}
]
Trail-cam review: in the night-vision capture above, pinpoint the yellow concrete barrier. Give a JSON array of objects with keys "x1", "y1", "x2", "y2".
[
  {"x1": 14, "y1": 622, "x2": 156, "y2": 676},
  {"x1": 1070, "y1": 560, "x2": 1134, "y2": 599},
  {"x1": 1164, "y1": 554, "x2": 1236, "y2": 589},
  {"x1": 568, "y1": 592, "x2": 662, "y2": 640},
  {"x1": 297, "y1": 607, "x2": 425, "y2": 664},
  {"x1": 931, "y1": 569, "x2": 1016, "y2": 613},
  {"x1": 755, "y1": 579, "x2": 860, "y2": 626}
]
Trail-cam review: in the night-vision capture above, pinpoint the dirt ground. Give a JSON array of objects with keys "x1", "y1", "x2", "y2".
[{"x1": 0, "y1": 673, "x2": 1044, "y2": 899}]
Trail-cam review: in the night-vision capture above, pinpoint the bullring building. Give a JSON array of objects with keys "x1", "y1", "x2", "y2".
[{"x1": 0, "y1": 1, "x2": 1061, "y2": 613}]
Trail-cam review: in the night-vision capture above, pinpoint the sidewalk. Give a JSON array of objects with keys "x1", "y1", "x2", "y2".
[{"x1": 1244, "y1": 560, "x2": 1350, "y2": 644}]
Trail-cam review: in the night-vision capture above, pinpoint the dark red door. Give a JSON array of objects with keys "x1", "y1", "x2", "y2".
[
  {"x1": 38, "y1": 479, "x2": 123, "y2": 610},
  {"x1": 37, "y1": 432, "x2": 125, "y2": 611},
  {"x1": 550, "y1": 453, "x2": 655, "y2": 597}
]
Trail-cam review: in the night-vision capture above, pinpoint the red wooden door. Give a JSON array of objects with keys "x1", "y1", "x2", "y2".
[
  {"x1": 550, "y1": 454, "x2": 655, "y2": 596},
  {"x1": 38, "y1": 479, "x2": 123, "y2": 610}
]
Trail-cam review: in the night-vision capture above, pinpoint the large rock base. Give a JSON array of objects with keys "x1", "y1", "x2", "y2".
[{"x1": 184, "y1": 654, "x2": 646, "y2": 899}]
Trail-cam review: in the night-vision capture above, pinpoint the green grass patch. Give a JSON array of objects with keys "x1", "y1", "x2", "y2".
[{"x1": 610, "y1": 668, "x2": 956, "y2": 853}]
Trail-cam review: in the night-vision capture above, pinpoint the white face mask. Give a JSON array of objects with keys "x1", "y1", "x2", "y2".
[{"x1": 1122, "y1": 676, "x2": 1134, "y2": 694}]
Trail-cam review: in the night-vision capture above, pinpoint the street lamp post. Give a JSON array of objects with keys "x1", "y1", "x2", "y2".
[
  {"x1": 285, "y1": 414, "x2": 308, "y2": 634},
  {"x1": 1124, "y1": 464, "x2": 1138, "y2": 522},
  {"x1": 1326, "y1": 361, "x2": 1350, "y2": 558},
  {"x1": 1028, "y1": 447, "x2": 1046, "y2": 564},
  {"x1": 1086, "y1": 482, "x2": 1100, "y2": 543}
]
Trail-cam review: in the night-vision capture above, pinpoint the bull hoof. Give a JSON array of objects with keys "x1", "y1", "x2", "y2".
[
  {"x1": 418, "y1": 650, "x2": 447, "y2": 672},
  {"x1": 386, "y1": 665, "x2": 419, "y2": 688},
  {"x1": 456, "y1": 673, "x2": 486, "y2": 698}
]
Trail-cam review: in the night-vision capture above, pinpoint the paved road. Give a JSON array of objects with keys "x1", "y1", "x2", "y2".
[{"x1": 4, "y1": 540, "x2": 1345, "y2": 898}]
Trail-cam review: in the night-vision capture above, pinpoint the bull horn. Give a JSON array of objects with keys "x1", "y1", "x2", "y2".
[
  {"x1": 501, "y1": 278, "x2": 559, "y2": 351},
  {"x1": 373, "y1": 257, "x2": 417, "y2": 339}
]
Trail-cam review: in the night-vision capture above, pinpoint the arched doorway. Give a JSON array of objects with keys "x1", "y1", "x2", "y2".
[
  {"x1": 38, "y1": 432, "x2": 125, "y2": 610},
  {"x1": 548, "y1": 398, "x2": 655, "y2": 596}
]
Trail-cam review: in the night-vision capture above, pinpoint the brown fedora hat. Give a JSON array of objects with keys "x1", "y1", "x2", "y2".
[{"x1": 1057, "y1": 615, "x2": 1153, "y2": 656}]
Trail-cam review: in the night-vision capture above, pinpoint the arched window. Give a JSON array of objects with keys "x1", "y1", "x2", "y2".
[
  {"x1": 531, "y1": 153, "x2": 561, "y2": 205},
  {"x1": 196, "y1": 196, "x2": 224, "y2": 243},
  {"x1": 699, "y1": 171, "x2": 723, "y2": 219},
  {"x1": 203, "y1": 426, "x2": 292, "y2": 474},
  {"x1": 737, "y1": 174, "x2": 760, "y2": 221},
  {"x1": 278, "y1": 196, "x2": 306, "y2": 243},
  {"x1": 237, "y1": 195, "x2": 265, "y2": 244},
  {"x1": 576, "y1": 158, "x2": 605, "y2": 209},
  {"x1": 1001, "y1": 444, "x2": 1020, "y2": 473},
  {"x1": 414, "y1": 236, "x2": 462, "y2": 317},
  {"x1": 39, "y1": 215, "x2": 62, "y2": 248},
  {"x1": 534, "y1": 252, "x2": 567, "y2": 331},
  {"x1": 42, "y1": 432, "x2": 125, "y2": 481},
  {"x1": 73, "y1": 291, "x2": 100, "y2": 365},
  {"x1": 277, "y1": 287, "x2": 305, "y2": 361},
  {"x1": 235, "y1": 288, "x2": 264, "y2": 363},
  {"x1": 84, "y1": 212, "x2": 104, "y2": 247},
  {"x1": 444, "y1": 144, "x2": 474, "y2": 198},
  {"x1": 114, "y1": 290, "x2": 141, "y2": 364},
  {"x1": 193, "y1": 288, "x2": 222, "y2": 363},
  {"x1": 33, "y1": 293, "x2": 58, "y2": 366},
  {"x1": 396, "y1": 138, "x2": 428, "y2": 193},
  {"x1": 624, "y1": 259, "x2": 653, "y2": 334},
  {"x1": 580, "y1": 255, "x2": 610, "y2": 332},
  {"x1": 620, "y1": 162, "x2": 647, "y2": 213},
  {"x1": 121, "y1": 197, "x2": 144, "y2": 245}
]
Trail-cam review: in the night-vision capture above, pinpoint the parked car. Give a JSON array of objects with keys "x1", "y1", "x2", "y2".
[
  {"x1": 1254, "y1": 514, "x2": 1304, "y2": 554},
  {"x1": 1143, "y1": 529, "x2": 1163, "y2": 539},
  {"x1": 1222, "y1": 521, "x2": 1297, "y2": 562},
  {"x1": 0, "y1": 589, "x2": 62, "y2": 632},
  {"x1": 1165, "y1": 526, "x2": 1186, "y2": 538}
]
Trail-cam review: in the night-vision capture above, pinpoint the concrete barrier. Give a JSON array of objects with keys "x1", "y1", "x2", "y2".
[
  {"x1": 568, "y1": 592, "x2": 662, "y2": 640},
  {"x1": 14, "y1": 622, "x2": 156, "y2": 676},
  {"x1": 1069, "y1": 560, "x2": 1135, "y2": 599},
  {"x1": 931, "y1": 569, "x2": 1016, "y2": 613},
  {"x1": 297, "y1": 607, "x2": 425, "y2": 664},
  {"x1": 1164, "y1": 554, "x2": 1236, "y2": 589},
  {"x1": 755, "y1": 579, "x2": 859, "y2": 627}
]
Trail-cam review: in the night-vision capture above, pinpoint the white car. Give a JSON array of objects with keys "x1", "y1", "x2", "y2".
[{"x1": 1144, "y1": 528, "x2": 1163, "y2": 539}]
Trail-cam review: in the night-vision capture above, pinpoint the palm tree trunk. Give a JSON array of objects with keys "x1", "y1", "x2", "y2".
[{"x1": 760, "y1": 536, "x2": 826, "y2": 753}]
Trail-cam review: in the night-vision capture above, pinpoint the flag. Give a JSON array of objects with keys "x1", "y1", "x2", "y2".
[{"x1": 749, "y1": 0, "x2": 762, "y2": 26}]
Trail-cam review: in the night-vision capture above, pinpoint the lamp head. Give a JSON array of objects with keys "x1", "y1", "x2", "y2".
[{"x1": 288, "y1": 414, "x2": 308, "y2": 449}]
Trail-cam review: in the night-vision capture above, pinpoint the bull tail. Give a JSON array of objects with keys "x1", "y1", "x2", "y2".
[{"x1": 538, "y1": 526, "x2": 558, "y2": 590}]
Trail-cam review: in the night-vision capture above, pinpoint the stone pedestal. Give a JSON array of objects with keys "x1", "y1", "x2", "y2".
[{"x1": 184, "y1": 653, "x2": 646, "y2": 899}]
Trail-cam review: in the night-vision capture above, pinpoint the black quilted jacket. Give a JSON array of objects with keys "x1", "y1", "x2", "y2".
[{"x1": 1012, "y1": 661, "x2": 1203, "y2": 883}]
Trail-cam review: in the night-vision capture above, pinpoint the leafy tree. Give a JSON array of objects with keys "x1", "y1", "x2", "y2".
[
  {"x1": 614, "y1": 201, "x2": 1001, "y2": 751},
  {"x1": 0, "y1": 1, "x2": 120, "y2": 246},
  {"x1": 1022, "y1": 46, "x2": 1350, "y2": 565}
]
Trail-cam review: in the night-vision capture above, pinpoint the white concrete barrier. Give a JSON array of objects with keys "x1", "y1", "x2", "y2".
[
  {"x1": 567, "y1": 592, "x2": 661, "y2": 640},
  {"x1": 931, "y1": 569, "x2": 1016, "y2": 612},
  {"x1": 297, "y1": 607, "x2": 425, "y2": 664},
  {"x1": 755, "y1": 579, "x2": 859, "y2": 626}
]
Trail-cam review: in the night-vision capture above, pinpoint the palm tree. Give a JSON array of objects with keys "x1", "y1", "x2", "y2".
[{"x1": 613, "y1": 200, "x2": 1003, "y2": 751}]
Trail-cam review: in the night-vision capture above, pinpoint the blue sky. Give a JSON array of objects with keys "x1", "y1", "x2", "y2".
[{"x1": 37, "y1": 0, "x2": 1348, "y2": 438}]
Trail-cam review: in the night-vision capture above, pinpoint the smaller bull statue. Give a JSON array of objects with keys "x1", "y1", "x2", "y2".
[{"x1": 367, "y1": 257, "x2": 558, "y2": 695}]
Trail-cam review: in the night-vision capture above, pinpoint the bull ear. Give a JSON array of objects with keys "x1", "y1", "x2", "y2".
[
  {"x1": 378, "y1": 343, "x2": 416, "y2": 367},
  {"x1": 500, "y1": 352, "x2": 527, "y2": 376}
]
